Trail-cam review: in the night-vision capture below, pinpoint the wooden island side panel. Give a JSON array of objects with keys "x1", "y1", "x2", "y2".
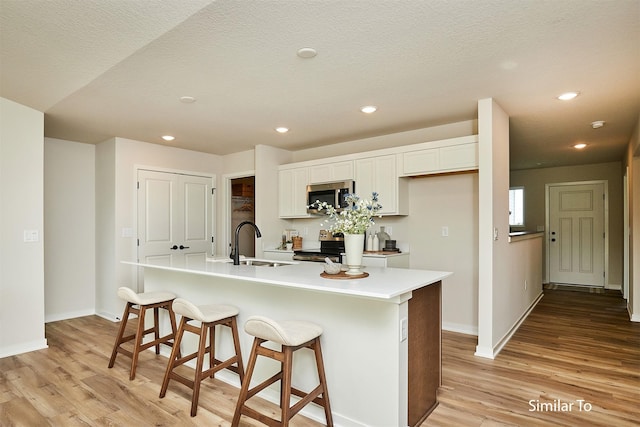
[{"x1": 408, "y1": 280, "x2": 442, "y2": 426}]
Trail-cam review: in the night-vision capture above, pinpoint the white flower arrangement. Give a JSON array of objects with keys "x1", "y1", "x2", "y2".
[{"x1": 311, "y1": 192, "x2": 382, "y2": 234}]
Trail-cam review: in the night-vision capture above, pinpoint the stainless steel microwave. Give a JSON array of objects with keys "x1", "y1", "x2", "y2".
[{"x1": 307, "y1": 180, "x2": 355, "y2": 214}]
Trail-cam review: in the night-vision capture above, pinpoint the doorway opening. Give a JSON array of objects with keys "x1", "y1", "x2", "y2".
[{"x1": 230, "y1": 176, "x2": 256, "y2": 258}]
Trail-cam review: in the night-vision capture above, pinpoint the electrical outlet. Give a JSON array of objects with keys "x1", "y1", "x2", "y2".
[
  {"x1": 400, "y1": 317, "x2": 408, "y2": 342},
  {"x1": 386, "y1": 226, "x2": 392, "y2": 235},
  {"x1": 441, "y1": 226, "x2": 449, "y2": 237}
]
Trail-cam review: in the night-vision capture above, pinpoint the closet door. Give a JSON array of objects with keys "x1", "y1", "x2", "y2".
[{"x1": 137, "y1": 170, "x2": 214, "y2": 271}]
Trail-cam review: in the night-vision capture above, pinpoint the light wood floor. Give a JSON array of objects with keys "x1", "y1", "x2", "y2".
[
  {"x1": 1, "y1": 288, "x2": 638, "y2": 426},
  {"x1": 426, "y1": 287, "x2": 640, "y2": 427}
]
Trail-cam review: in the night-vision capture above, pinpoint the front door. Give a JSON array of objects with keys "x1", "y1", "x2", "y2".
[
  {"x1": 137, "y1": 170, "x2": 214, "y2": 273},
  {"x1": 548, "y1": 182, "x2": 605, "y2": 287}
]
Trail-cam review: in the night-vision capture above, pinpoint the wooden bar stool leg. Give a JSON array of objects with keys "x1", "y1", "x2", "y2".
[
  {"x1": 191, "y1": 322, "x2": 209, "y2": 416},
  {"x1": 232, "y1": 338, "x2": 260, "y2": 427},
  {"x1": 209, "y1": 322, "x2": 216, "y2": 377},
  {"x1": 108, "y1": 303, "x2": 131, "y2": 369},
  {"x1": 314, "y1": 338, "x2": 333, "y2": 426},
  {"x1": 129, "y1": 305, "x2": 146, "y2": 380},
  {"x1": 153, "y1": 306, "x2": 161, "y2": 354},
  {"x1": 160, "y1": 317, "x2": 187, "y2": 398},
  {"x1": 167, "y1": 302, "x2": 181, "y2": 359},
  {"x1": 230, "y1": 317, "x2": 245, "y2": 381},
  {"x1": 281, "y1": 346, "x2": 294, "y2": 426}
]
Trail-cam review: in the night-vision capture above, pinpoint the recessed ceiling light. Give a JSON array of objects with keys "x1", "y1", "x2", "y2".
[
  {"x1": 574, "y1": 143, "x2": 587, "y2": 149},
  {"x1": 297, "y1": 47, "x2": 317, "y2": 58},
  {"x1": 591, "y1": 120, "x2": 605, "y2": 129},
  {"x1": 180, "y1": 96, "x2": 196, "y2": 103},
  {"x1": 558, "y1": 92, "x2": 579, "y2": 101},
  {"x1": 360, "y1": 105, "x2": 377, "y2": 114},
  {"x1": 275, "y1": 127, "x2": 289, "y2": 134},
  {"x1": 162, "y1": 135, "x2": 175, "y2": 141}
]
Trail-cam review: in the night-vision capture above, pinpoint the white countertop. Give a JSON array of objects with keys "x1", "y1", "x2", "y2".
[{"x1": 124, "y1": 258, "x2": 450, "y2": 301}]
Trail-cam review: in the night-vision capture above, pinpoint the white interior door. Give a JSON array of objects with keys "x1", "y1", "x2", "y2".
[
  {"x1": 138, "y1": 170, "x2": 214, "y2": 272},
  {"x1": 548, "y1": 182, "x2": 605, "y2": 287}
]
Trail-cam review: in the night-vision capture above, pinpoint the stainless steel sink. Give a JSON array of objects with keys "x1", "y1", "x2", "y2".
[{"x1": 207, "y1": 257, "x2": 295, "y2": 267}]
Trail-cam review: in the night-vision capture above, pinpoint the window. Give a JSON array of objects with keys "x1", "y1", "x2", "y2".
[{"x1": 509, "y1": 187, "x2": 524, "y2": 226}]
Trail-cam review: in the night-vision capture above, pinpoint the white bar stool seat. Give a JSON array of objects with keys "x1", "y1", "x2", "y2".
[
  {"x1": 160, "y1": 298, "x2": 245, "y2": 417},
  {"x1": 232, "y1": 315, "x2": 333, "y2": 426},
  {"x1": 108, "y1": 286, "x2": 179, "y2": 380}
]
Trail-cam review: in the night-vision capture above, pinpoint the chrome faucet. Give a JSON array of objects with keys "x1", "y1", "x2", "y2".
[{"x1": 231, "y1": 221, "x2": 262, "y2": 265}]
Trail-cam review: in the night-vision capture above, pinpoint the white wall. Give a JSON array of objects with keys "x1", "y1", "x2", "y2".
[
  {"x1": 95, "y1": 137, "x2": 222, "y2": 320},
  {"x1": 44, "y1": 138, "x2": 96, "y2": 322},
  {"x1": 476, "y1": 98, "x2": 543, "y2": 359},
  {"x1": 254, "y1": 145, "x2": 295, "y2": 257},
  {"x1": 0, "y1": 97, "x2": 47, "y2": 357},
  {"x1": 408, "y1": 174, "x2": 479, "y2": 334}
]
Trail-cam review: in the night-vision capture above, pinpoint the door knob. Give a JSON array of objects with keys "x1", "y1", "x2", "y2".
[
  {"x1": 179, "y1": 245, "x2": 190, "y2": 250},
  {"x1": 170, "y1": 245, "x2": 178, "y2": 250}
]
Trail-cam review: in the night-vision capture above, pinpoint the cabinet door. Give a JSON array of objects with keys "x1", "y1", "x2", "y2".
[
  {"x1": 355, "y1": 158, "x2": 376, "y2": 201},
  {"x1": 309, "y1": 161, "x2": 354, "y2": 184},
  {"x1": 278, "y1": 168, "x2": 309, "y2": 218},
  {"x1": 374, "y1": 155, "x2": 398, "y2": 215},
  {"x1": 439, "y1": 143, "x2": 478, "y2": 171},
  {"x1": 355, "y1": 155, "x2": 404, "y2": 215},
  {"x1": 331, "y1": 161, "x2": 354, "y2": 181},
  {"x1": 403, "y1": 148, "x2": 439, "y2": 175}
]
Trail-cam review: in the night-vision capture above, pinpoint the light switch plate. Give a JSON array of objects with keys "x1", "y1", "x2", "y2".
[{"x1": 24, "y1": 229, "x2": 39, "y2": 242}]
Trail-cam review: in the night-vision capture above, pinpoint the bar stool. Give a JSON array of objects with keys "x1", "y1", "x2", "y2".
[
  {"x1": 108, "y1": 286, "x2": 179, "y2": 380},
  {"x1": 232, "y1": 315, "x2": 333, "y2": 427},
  {"x1": 160, "y1": 298, "x2": 245, "y2": 417}
]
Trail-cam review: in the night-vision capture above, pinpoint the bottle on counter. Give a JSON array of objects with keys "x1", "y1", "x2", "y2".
[
  {"x1": 366, "y1": 232, "x2": 373, "y2": 251},
  {"x1": 372, "y1": 233, "x2": 379, "y2": 251},
  {"x1": 377, "y1": 226, "x2": 390, "y2": 251}
]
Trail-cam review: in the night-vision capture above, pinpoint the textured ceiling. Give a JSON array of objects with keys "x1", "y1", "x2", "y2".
[{"x1": 1, "y1": 0, "x2": 639, "y2": 170}]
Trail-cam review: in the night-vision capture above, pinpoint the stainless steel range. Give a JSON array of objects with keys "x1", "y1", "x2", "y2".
[{"x1": 292, "y1": 230, "x2": 344, "y2": 263}]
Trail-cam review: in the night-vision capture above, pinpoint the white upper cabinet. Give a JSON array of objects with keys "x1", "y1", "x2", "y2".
[
  {"x1": 278, "y1": 135, "x2": 478, "y2": 218},
  {"x1": 278, "y1": 167, "x2": 310, "y2": 218},
  {"x1": 400, "y1": 136, "x2": 478, "y2": 176},
  {"x1": 355, "y1": 154, "x2": 408, "y2": 216},
  {"x1": 309, "y1": 161, "x2": 354, "y2": 184}
]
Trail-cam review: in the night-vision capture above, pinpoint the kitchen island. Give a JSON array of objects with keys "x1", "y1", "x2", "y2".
[{"x1": 125, "y1": 259, "x2": 451, "y2": 427}]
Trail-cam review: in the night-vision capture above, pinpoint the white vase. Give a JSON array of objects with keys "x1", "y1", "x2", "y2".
[{"x1": 344, "y1": 233, "x2": 365, "y2": 275}]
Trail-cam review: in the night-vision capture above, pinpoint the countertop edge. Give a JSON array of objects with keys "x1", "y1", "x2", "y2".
[{"x1": 123, "y1": 261, "x2": 451, "y2": 302}]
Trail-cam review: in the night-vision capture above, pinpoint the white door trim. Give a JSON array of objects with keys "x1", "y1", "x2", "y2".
[{"x1": 544, "y1": 180, "x2": 609, "y2": 287}]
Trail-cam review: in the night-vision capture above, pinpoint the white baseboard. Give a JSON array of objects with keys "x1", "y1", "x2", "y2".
[
  {"x1": 442, "y1": 321, "x2": 478, "y2": 336},
  {"x1": 0, "y1": 338, "x2": 48, "y2": 358},
  {"x1": 475, "y1": 292, "x2": 544, "y2": 359},
  {"x1": 95, "y1": 311, "x2": 120, "y2": 322},
  {"x1": 45, "y1": 309, "x2": 96, "y2": 323},
  {"x1": 606, "y1": 283, "x2": 622, "y2": 290}
]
